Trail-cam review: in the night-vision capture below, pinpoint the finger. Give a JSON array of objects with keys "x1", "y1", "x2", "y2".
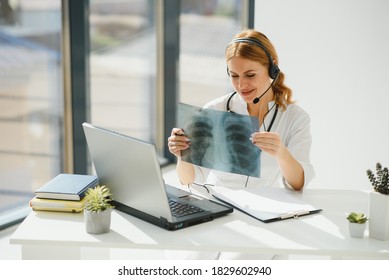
[
  {"x1": 169, "y1": 140, "x2": 190, "y2": 150},
  {"x1": 258, "y1": 142, "x2": 277, "y2": 151},
  {"x1": 257, "y1": 138, "x2": 278, "y2": 147},
  {"x1": 250, "y1": 135, "x2": 273, "y2": 145},
  {"x1": 252, "y1": 132, "x2": 280, "y2": 145},
  {"x1": 169, "y1": 136, "x2": 190, "y2": 146},
  {"x1": 172, "y1": 127, "x2": 185, "y2": 136},
  {"x1": 252, "y1": 131, "x2": 278, "y2": 140},
  {"x1": 169, "y1": 143, "x2": 189, "y2": 158}
]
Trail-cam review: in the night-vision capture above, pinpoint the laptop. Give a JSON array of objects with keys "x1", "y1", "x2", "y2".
[{"x1": 82, "y1": 122, "x2": 233, "y2": 230}]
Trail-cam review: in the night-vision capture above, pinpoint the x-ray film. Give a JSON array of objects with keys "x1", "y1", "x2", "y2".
[{"x1": 177, "y1": 103, "x2": 261, "y2": 178}]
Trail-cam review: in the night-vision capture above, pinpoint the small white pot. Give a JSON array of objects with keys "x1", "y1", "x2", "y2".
[
  {"x1": 84, "y1": 209, "x2": 112, "y2": 235},
  {"x1": 348, "y1": 222, "x2": 366, "y2": 238}
]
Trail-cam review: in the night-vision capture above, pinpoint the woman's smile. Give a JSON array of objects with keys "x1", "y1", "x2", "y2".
[{"x1": 240, "y1": 88, "x2": 255, "y2": 97}]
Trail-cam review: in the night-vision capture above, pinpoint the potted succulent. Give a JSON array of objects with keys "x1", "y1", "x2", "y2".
[
  {"x1": 83, "y1": 185, "x2": 114, "y2": 234},
  {"x1": 366, "y1": 162, "x2": 389, "y2": 240},
  {"x1": 347, "y1": 212, "x2": 368, "y2": 238}
]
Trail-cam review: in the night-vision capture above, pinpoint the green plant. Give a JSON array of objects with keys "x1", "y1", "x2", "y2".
[
  {"x1": 366, "y1": 162, "x2": 389, "y2": 195},
  {"x1": 347, "y1": 212, "x2": 368, "y2": 224},
  {"x1": 84, "y1": 185, "x2": 114, "y2": 212}
]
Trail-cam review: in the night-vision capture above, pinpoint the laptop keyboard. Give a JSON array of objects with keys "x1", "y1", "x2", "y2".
[{"x1": 169, "y1": 199, "x2": 204, "y2": 218}]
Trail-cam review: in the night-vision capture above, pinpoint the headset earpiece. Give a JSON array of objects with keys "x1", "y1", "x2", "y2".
[{"x1": 269, "y1": 63, "x2": 280, "y2": 80}]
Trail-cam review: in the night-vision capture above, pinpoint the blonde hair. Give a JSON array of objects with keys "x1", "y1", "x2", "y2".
[{"x1": 226, "y1": 29, "x2": 294, "y2": 110}]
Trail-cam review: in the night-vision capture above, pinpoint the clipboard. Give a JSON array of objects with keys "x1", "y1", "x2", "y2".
[{"x1": 212, "y1": 187, "x2": 322, "y2": 223}]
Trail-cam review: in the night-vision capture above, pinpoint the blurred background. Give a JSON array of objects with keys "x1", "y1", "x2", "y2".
[{"x1": 0, "y1": 0, "x2": 249, "y2": 229}]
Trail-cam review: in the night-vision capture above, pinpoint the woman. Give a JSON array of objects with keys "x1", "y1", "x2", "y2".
[{"x1": 168, "y1": 29, "x2": 315, "y2": 193}]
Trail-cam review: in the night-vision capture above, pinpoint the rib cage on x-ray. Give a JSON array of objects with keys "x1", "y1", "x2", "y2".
[
  {"x1": 223, "y1": 113, "x2": 260, "y2": 177},
  {"x1": 184, "y1": 110, "x2": 213, "y2": 167},
  {"x1": 178, "y1": 103, "x2": 260, "y2": 178}
]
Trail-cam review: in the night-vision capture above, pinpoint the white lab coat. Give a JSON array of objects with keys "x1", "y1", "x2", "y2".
[{"x1": 192, "y1": 92, "x2": 315, "y2": 190}]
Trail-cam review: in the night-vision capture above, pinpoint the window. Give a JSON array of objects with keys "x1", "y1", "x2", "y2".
[
  {"x1": 0, "y1": 0, "x2": 252, "y2": 229},
  {"x1": 89, "y1": 0, "x2": 156, "y2": 142},
  {"x1": 0, "y1": 0, "x2": 63, "y2": 228},
  {"x1": 179, "y1": 0, "x2": 248, "y2": 106}
]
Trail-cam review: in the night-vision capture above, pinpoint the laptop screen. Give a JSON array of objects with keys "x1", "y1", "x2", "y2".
[{"x1": 82, "y1": 122, "x2": 173, "y2": 222}]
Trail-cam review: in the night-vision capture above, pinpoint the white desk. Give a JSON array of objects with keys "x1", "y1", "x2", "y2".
[{"x1": 10, "y1": 189, "x2": 389, "y2": 259}]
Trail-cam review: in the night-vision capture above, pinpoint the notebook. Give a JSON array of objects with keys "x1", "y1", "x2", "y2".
[{"x1": 82, "y1": 122, "x2": 233, "y2": 230}]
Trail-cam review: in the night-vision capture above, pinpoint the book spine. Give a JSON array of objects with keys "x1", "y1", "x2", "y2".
[
  {"x1": 32, "y1": 207, "x2": 83, "y2": 213},
  {"x1": 30, "y1": 198, "x2": 85, "y2": 208}
]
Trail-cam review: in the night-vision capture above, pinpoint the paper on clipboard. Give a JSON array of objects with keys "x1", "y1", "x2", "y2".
[{"x1": 212, "y1": 187, "x2": 322, "y2": 223}]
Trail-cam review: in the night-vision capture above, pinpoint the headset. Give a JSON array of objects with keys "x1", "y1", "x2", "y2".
[{"x1": 227, "y1": 37, "x2": 280, "y2": 79}]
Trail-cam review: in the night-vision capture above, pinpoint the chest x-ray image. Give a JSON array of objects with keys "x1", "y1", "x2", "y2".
[{"x1": 177, "y1": 103, "x2": 261, "y2": 177}]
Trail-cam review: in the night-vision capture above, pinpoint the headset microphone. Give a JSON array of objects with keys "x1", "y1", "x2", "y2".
[
  {"x1": 252, "y1": 71, "x2": 279, "y2": 104},
  {"x1": 253, "y1": 84, "x2": 271, "y2": 104}
]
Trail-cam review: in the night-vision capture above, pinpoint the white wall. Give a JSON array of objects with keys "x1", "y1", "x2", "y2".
[{"x1": 255, "y1": 0, "x2": 389, "y2": 189}]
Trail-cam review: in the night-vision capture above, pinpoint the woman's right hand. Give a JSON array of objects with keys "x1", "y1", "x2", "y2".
[{"x1": 167, "y1": 128, "x2": 190, "y2": 158}]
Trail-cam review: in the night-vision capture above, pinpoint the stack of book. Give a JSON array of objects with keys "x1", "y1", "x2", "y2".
[{"x1": 29, "y1": 173, "x2": 98, "y2": 213}]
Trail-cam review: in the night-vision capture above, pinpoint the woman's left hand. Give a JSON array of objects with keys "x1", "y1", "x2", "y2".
[{"x1": 250, "y1": 131, "x2": 286, "y2": 159}]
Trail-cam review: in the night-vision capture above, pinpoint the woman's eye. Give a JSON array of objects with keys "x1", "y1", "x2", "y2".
[{"x1": 246, "y1": 74, "x2": 255, "y2": 78}]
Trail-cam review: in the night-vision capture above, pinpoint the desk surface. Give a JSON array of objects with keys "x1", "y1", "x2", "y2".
[{"x1": 10, "y1": 188, "x2": 389, "y2": 259}]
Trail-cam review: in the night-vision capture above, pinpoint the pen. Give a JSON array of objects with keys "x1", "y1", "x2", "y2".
[
  {"x1": 279, "y1": 210, "x2": 310, "y2": 219},
  {"x1": 187, "y1": 184, "x2": 192, "y2": 195}
]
